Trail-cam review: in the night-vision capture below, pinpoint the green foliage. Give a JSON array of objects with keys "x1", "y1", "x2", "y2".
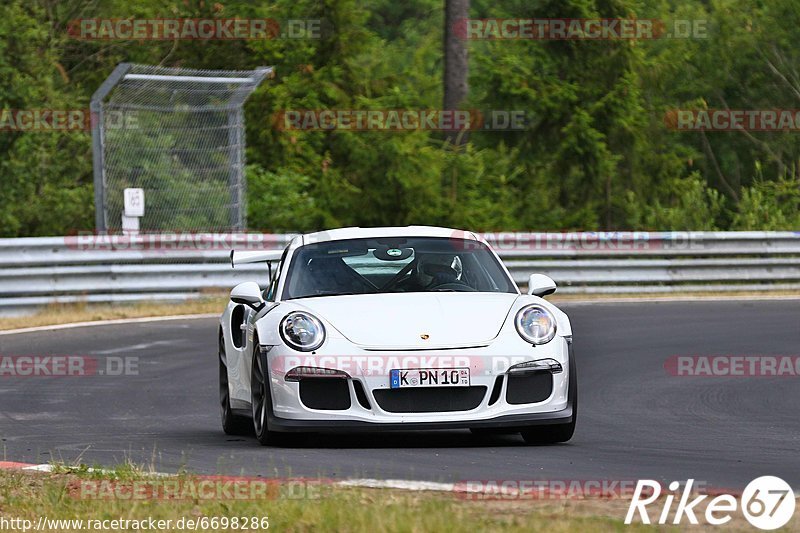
[
  {"x1": 247, "y1": 165, "x2": 319, "y2": 231},
  {"x1": 0, "y1": 0, "x2": 94, "y2": 236},
  {"x1": 733, "y1": 177, "x2": 800, "y2": 230},
  {"x1": 0, "y1": 0, "x2": 799, "y2": 236},
  {"x1": 624, "y1": 173, "x2": 725, "y2": 230}
]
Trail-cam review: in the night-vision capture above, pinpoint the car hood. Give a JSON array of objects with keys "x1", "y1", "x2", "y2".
[{"x1": 294, "y1": 292, "x2": 519, "y2": 349}]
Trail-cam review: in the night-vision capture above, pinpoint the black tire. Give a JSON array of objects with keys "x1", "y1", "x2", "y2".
[
  {"x1": 520, "y1": 343, "x2": 577, "y2": 445},
  {"x1": 219, "y1": 332, "x2": 251, "y2": 436},
  {"x1": 250, "y1": 338, "x2": 277, "y2": 445}
]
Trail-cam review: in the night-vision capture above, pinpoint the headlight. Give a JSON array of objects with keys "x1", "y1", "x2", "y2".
[
  {"x1": 280, "y1": 312, "x2": 325, "y2": 351},
  {"x1": 514, "y1": 305, "x2": 557, "y2": 344}
]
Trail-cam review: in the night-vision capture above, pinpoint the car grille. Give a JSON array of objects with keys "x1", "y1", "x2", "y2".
[
  {"x1": 299, "y1": 378, "x2": 351, "y2": 410},
  {"x1": 373, "y1": 386, "x2": 487, "y2": 413},
  {"x1": 505, "y1": 371, "x2": 553, "y2": 404}
]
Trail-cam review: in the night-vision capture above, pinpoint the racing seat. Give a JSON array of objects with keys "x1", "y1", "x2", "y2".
[{"x1": 307, "y1": 256, "x2": 370, "y2": 295}]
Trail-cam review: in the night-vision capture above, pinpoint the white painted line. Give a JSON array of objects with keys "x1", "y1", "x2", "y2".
[
  {"x1": 0, "y1": 314, "x2": 217, "y2": 336},
  {"x1": 5, "y1": 462, "x2": 171, "y2": 477},
  {"x1": 337, "y1": 478, "x2": 456, "y2": 492},
  {"x1": 5, "y1": 465, "x2": 788, "y2": 499},
  {"x1": 91, "y1": 339, "x2": 180, "y2": 355},
  {"x1": 3, "y1": 462, "x2": 461, "y2": 494},
  {"x1": 22, "y1": 464, "x2": 53, "y2": 472}
]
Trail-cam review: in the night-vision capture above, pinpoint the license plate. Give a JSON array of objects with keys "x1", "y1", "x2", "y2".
[{"x1": 390, "y1": 368, "x2": 470, "y2": 388}]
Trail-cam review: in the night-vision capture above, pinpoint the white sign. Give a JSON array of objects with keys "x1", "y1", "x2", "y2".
[
  {"x1": 123, "y1": 188, "x2": 145, "y2": 217},
  {"x1": 121, "y1": 215, "x2": 140, "y2": 234}
]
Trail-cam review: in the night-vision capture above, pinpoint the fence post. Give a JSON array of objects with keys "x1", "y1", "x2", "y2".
[{"x1": 91, "y1": 63, "x2": 132, "y2": 234}]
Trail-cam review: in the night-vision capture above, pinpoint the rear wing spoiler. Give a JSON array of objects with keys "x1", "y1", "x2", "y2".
[{"x1": 230, "y1": 250, "x2": 283, "y2": 268}]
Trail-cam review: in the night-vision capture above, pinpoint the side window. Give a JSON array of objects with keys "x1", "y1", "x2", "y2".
[{"x1": 265, "y1": 247, "x2": 290, "y2": 301}]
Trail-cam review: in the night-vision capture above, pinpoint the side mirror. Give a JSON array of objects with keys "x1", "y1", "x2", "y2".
[
  {"x1": 231, "y1": 281, "x2": 264, "y2": 310},
  {"x1": 527, "y1": 274, "x2": 557, "y2": 297}
]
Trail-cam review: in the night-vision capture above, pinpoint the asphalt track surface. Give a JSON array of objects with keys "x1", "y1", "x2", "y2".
[{"x1": 0, "y1": 301, "x2": 798, "y2": 489}]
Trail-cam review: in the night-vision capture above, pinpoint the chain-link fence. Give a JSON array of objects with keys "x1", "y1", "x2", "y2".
[{"x1": 91, "y1": 63, "x2": 272, "y2": 233}]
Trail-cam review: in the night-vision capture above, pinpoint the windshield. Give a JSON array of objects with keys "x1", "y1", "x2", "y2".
[{"x1": 282, "y1": 237, "x2": 517, "y2": 300}]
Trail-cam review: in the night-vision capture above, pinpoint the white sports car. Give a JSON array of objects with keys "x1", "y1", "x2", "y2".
[{"x1": 218, "y1": 226, "x2": 576, "y2": 445}]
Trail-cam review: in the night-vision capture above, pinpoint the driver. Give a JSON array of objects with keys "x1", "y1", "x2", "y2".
[{"x1": 414, "y1": 253, "x2": 460, "y2": 288}]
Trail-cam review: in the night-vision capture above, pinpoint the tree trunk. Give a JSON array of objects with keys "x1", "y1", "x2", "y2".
[{"x1": 444, "y1": 0, "x2": 469, "y2": 147}]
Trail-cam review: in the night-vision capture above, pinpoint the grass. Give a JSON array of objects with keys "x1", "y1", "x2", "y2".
[
  {"x1": 0, "y1": 295, "x2": 227, "y2": 331},
  {"x1": 3, "y1": 464, "x2": 798, "y2": 532},
  {"x1": 0, "y1": 467, "x2": 666, "y2": 532}
]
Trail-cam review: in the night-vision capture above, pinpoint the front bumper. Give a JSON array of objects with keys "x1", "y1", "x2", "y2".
[
  {"x1": 268, "y1": 403, "x2": 574, "y2": 432},
  {"x1": 264, "y1": 336, "x2": 575, "y2": 432}
]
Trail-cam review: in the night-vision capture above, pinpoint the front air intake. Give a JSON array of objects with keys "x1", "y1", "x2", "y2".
[
  {"x1": 505, "y1": 372, "x2": 553, "y2": 405},
  {"x1": 373, "y1": 386, "x2": 487, "y2": 413},
  {"x1": 299, "y1": 378, "x2": 351, "y2": 410}
]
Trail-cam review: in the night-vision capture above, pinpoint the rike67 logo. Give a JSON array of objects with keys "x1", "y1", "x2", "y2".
[{"x1": 625, "y1": 477, "x2": 795, "y2": 530}]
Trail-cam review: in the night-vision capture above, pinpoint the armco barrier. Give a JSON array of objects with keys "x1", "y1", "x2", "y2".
[{"x1": 0, "y1": 232, "x2": 798, "y2": 314}]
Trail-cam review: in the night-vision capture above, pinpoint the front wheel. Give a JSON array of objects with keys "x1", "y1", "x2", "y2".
[
  {"x1": 219, "y1": 333, "x2": 251, "y2": 436},
  {"x1": 251, "y1": 342, "x2": 277, "y2": 445}
]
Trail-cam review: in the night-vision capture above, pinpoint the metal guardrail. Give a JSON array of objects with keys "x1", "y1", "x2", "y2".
[{"x1": 0, "y1": 232, "x2": 798, "y2": 314}]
